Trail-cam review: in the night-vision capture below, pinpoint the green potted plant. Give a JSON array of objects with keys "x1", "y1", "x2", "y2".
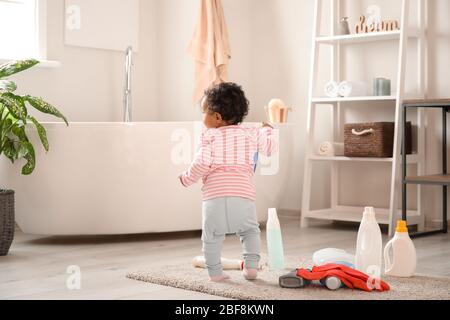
[{"x1": 0, "y1": 59, "x2": 68, "y2": 256}]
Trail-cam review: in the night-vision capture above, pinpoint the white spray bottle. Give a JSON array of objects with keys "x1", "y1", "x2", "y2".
[
  {"x1": 355, "y1": 207, "x2": 382, "y2": 278},
  {"x1": 266, "y1": 208, "x2": 285, "y2": 269}
]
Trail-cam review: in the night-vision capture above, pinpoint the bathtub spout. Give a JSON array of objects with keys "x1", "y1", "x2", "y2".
[{"x1": 123, "y1": 46, "x2": 133, "y2": 122}]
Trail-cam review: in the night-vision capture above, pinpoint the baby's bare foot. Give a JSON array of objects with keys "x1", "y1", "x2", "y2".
[
  {"x1": 209, "y1": 273, "x2": 230, "y2": 282},
  {"x1": 243, "y1": 268, "x2": 258, "y2": 280}
]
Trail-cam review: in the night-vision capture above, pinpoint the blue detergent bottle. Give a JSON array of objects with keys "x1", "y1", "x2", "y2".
[
  {"x1": 253, "y1": 152, "x2": 259, "y2": 172},
  {"x1": 266, "y1": 208, "x2": 285, "y2": 269}
]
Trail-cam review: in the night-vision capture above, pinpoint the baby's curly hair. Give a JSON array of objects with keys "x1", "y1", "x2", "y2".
[{"x1": 203, "y1": 82, "x2": 249, "y2": 125}]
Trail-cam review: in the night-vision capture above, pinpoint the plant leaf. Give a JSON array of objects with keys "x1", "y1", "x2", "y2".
[
  {"x1": 27, "y1": 115, "x2": 49, "y2": 152},
  {"x1": 0, "y1": 80, "x2": 17, "y2": 92},
  {"x1": 11, "y1": 124, "x2": 29, "y2": 142},
  {"x1": 23, "y1": 96, "x2": 68, "y2": 126},
  {"x1": 17, "y1": 141, "x2": 35, "y2": 175},
  {"x1": 2, "y1": 138, "x2": 16, "y2": 163},
  {"x1": 0, "y1": 92, "x2": 27, "y2": 121},
  {"x1": 0, "y1": 59, "x2": 40, "y2": 79},
  {"x1": 1, "y1": 117, "x2": 12, "y2": 139}
]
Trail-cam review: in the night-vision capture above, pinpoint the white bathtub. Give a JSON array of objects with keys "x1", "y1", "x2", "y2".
[{"x1": 0, "y1": 122, "x2": 293, "y2": 235}]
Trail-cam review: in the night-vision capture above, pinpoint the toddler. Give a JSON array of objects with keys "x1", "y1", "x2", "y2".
[{"x1": 179, "y1": 82, "x2": 276, "y2": 282}]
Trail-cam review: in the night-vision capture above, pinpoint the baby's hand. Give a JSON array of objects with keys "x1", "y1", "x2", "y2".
[{"x1": 178, "y1": 174, "x2": 187, "y2": 187}]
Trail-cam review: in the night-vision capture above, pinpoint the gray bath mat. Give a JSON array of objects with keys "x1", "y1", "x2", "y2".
[{"x1": 126, "y1": 256, "x2": 450, "y2": 300}]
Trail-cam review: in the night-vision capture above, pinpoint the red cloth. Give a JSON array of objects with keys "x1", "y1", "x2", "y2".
[{"x1": 297, "y1": 264, "x2": 390, "y2": 292}]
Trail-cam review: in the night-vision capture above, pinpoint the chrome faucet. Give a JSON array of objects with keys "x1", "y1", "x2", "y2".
[{"x1": 123, "y1": 46, "x2": 133, "y2": 122}]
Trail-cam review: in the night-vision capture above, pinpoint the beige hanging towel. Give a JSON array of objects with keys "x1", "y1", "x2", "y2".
[{"x1": 188, "y1": 0, "x2": 231, "y2": 102}]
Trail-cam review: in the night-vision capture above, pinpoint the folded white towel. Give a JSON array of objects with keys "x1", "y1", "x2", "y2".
[
  {"x1": 319, "y1": 142, "x2": 345, "y2": 157},
  {"x1": 325, "y1": 81, "x2": 339, "y2": 98},
  {"x1": 338, "y1": 81, "x2": 368, "y2": 97}
]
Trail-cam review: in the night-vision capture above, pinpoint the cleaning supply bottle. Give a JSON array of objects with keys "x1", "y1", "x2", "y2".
[
  {"x1": 384, "y1": 221, "x2": 417, "y2": 277},
  {"x1": 266, "y1": 208, "x2": 285, "y2": 269},
  {"x1": 355, "y1": 207, "x2": 382, "y2": 278}
]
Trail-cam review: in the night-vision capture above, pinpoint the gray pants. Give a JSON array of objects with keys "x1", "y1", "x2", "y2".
[{"x1": 202, "y1": 197, "x2": 261, "y2": 277}]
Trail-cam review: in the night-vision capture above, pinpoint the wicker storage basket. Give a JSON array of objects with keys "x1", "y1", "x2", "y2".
[
  {"x1": 344, "y1": 122, "x2": 412, "y2": 158},
  {"x1": 0, "y1": 190, "x2": 15, "y2": 256}
]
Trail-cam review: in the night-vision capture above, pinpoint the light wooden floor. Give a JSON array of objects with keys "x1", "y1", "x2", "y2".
[{"x1": 1, "y1": 217, "x2": 449, "y2": 300}]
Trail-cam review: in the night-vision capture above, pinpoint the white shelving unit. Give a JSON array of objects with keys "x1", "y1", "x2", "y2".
[
  {"x1": 309, "y1": 154, "x2": 419, "y2": 163},
  {"x1": 312, "y1": 96, "x2": 397, "y2": 103},
  {"x1": 316, "y1": 29, "x2": 419, "y2": 44},
  {"x1": 301, "y1": 0, "x2": 428, "y2": 236}
]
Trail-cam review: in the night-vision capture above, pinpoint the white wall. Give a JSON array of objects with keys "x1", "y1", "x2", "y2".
[
  {"x1": 13, "y1": 0, "x2": 159, "y2": 122},
  {"x1": 9, "y1": 0, "x2": 450, "y2": 224},
  {"x1": 154, "y1": 0, "x2": 312, "y2": 211},
  {"x1": 423, "y1": 0, "x2": 450, "y2": 224},
  {"x1": 153, "y1": 0, "x2": 450, "y2": 223}
]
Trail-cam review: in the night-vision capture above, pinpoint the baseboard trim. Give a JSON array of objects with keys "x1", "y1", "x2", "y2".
[
  {"x1": 427, "y1": 219, "x2": 450, "y2": 229},
  {"x1": 278, "y1": 211, "x2": 450, "y2": 227},
  {"x1": 278, "y1": 209, "x2": 301, "y2": 217}
]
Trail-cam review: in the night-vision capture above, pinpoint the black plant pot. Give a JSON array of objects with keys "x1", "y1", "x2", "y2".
[{"x1": 0, "y1": 190, "x2": 15, "y2": 256}]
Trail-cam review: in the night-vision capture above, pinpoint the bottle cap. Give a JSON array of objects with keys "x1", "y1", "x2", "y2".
[
  {"x1": 396, "y1": 220, "x2": 408, "y2": 233},
  {"x1": 325, "y1": 277, "x2": 342, "y2": 290},
  {"x1": 268, "y1": 208, "x2": 278, "y2": 219},
  {"x1": 363, "y1": 207, "x2": 375, "y2": 217}
]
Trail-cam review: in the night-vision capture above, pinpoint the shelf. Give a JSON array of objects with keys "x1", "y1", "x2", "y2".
[
  {"x1": 312, "y1": 93, "x2": 426, "y2": 104},
  {"x1": 312, "y1": 96, "x2": 396, "y2": 103},
  {"x1": 304, "y1": 206, "x2": 421, "y2": 225},
  {"x1": 310, "y1": 154, "x2": 419, "y2": 163},
  {"x1": 405, "y1": 175, "x2": 450, "y2": 186},
  {"x1": 315, "y1": 29, "x2": 419, "y2": 45},
  {"x1": 404, "y1": 99, "x2": 450, "y2": 108},
  {"x1": 310, "y1": 155, "x2": 392, "y2": 162},
  {"x1": 305, "y1": 208, "x2": 389, "y2": 224}
]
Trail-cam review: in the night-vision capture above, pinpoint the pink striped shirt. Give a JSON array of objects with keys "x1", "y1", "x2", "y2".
[{"x1": 180, "y1": 125, "x2": 276, "y2": 201}]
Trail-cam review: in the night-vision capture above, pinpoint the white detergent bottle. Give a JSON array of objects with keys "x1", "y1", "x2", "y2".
[
  {"x1": 384, "y1": 221, "x2": 417, "y2": 277},
  {"x1": 266, "y1": 208, "x2": 285, "y2": 269},
  {"x1": 355, "y1": 207, "x2": 382, "y2": 278}
]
